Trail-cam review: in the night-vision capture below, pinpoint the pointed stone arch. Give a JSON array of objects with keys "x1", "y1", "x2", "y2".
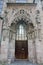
[
  {"x1": 8, "y1": 9, "x2": 35, "y2": 27},
  {"x1": 1, "y1": 9, "x2": 38, "y2": 63},
  {"x1": 7, "y1": 9, "x2": 38, "y2": 62}
]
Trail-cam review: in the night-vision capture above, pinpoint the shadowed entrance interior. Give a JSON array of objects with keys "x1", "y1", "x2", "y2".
[
  {"x1": 15, "y1": 19, "x2": 28, "y2": 59},
  {"x1": 15, "y1": 40, "x2": 28, "y2": 59}
]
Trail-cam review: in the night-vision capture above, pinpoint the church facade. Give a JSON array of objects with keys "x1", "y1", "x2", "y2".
[{"x1": 0, "y1": 0, "x2": 43, "y2": 64}]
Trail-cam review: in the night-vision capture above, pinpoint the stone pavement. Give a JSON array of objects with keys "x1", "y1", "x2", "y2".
[{"x1": 7, "y1": 60, "x2": 38, "y2": 65}]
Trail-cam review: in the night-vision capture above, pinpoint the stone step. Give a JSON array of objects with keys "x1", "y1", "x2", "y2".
[{"x1": 6, "y1": 60, "x2": 38, "y2": 65}]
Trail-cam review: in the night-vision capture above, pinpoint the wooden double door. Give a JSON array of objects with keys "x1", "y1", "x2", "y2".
[{"x1": 15, "y1": 40, "x2": 28, "y2": 59}]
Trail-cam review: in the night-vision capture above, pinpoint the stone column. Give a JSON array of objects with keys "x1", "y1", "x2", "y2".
[
  {"x1": 28, "y1": 32, "x2": 37, "y2": 63},
  {"x1": 0, "y1": 17, "x2": 3, "y2": 61},
  {"x1": 11, "y1": 32, "x2": 16, "y2": 61},
  {"x1": 35, "y1": 38, "x2": 42, "y2": 63},
  {"x1": 28, "y1": 33, "x2": 33, "y2": 62},
  {"x1": 1, "y1": 27, "x2": 9, "y2": 62},
  {"x1": 8, "y1": 31, "x2": 16, "y2": 62},
  {"x1": 34, "y1": 22, "x2": 42, "y2": 63},
  {"x1": 0, "y1": 17, "x2": 3, "y2": 45}
]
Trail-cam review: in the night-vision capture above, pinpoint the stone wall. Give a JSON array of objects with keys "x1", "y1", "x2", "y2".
[
  {"x1": 0, "y1": 2, "x2": 43, "y2": 64},
  {"x1": 0, "y1": 17, "x2": 3, "y2": 61}
]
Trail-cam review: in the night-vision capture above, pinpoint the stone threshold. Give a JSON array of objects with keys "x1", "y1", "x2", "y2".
[{"x1": 14, "y1": 59, "x2": 29, "y2": 61}]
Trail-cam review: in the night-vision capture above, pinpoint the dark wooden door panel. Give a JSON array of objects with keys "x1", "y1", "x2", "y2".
[{"x1": 15, "y1": 40, "x2": 28, "y2": 59}]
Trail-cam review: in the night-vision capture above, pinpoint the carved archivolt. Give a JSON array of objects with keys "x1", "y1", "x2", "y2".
[
  {"x1": 7, "y1": 9, "x2": 35, "y2": 27},
  {"x1": 2, "y1": 9, "x2": 41, "y2": 41},
  {"x1": 8, "y1": 9, "x2": 37, "y2": 40}
]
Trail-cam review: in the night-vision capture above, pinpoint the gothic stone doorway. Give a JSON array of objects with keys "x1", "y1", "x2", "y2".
[
  {"x1": 15, "y1": 19, "x2": 28, "y2": 59},
  {"x1": 15, "y1": 40, "x2": 28, "y2": 59}
]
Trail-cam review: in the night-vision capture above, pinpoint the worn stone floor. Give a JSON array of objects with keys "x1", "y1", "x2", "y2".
[{"x1": 6, "y1": 60, "x2": 38, "y2": 65}]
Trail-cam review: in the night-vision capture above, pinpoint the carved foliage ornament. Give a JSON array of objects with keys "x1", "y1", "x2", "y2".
[{"x1": 10, "y1": 9, "x2": 31, "y2": 25}]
